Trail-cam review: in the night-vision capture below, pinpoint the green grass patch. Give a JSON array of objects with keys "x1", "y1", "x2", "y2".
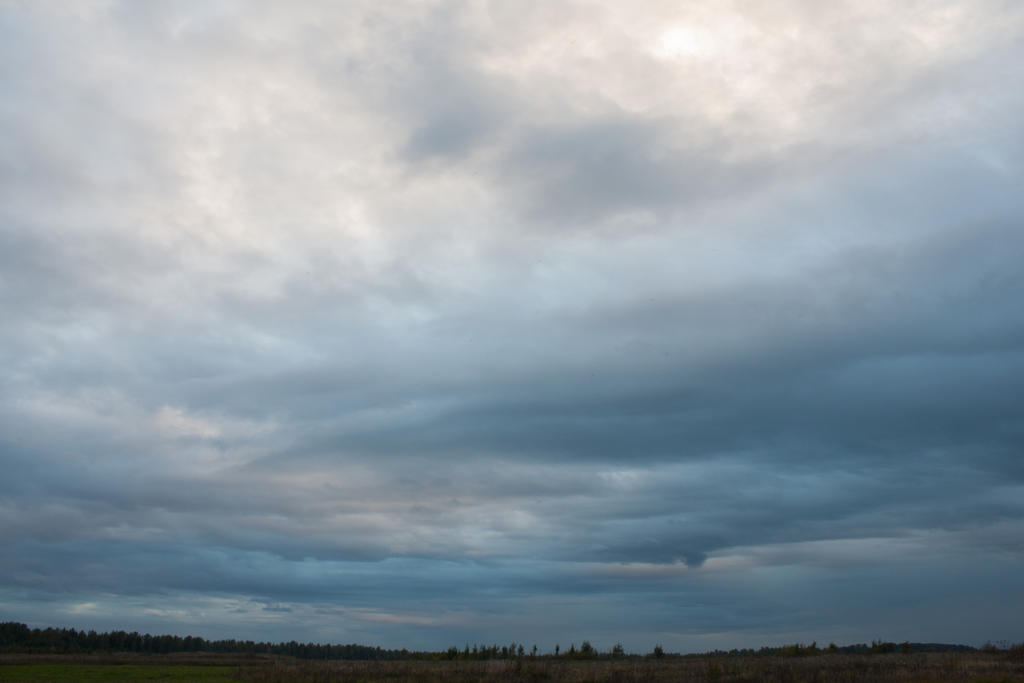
[{"x1": 0, "y1": 664, "x2": 236, "y2": 681}]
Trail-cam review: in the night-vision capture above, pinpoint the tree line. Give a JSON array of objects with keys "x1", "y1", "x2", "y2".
[
  {"x1": 0, "y1": 625, "x2": 619, "y2": 660},
  {"x1": 0, "y1": 622, "x2": 986, "y2": 661},
  {"x1": 0, "y1": 622, "x2": 399, "y2": 660},
  {"x1": 692, "y1": 640, "x2": 980, "y2": 658}
]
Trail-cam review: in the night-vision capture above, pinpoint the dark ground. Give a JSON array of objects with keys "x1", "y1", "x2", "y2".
[{"x1": 2, "y1": 651, "x2": 1024, "y2": 682}]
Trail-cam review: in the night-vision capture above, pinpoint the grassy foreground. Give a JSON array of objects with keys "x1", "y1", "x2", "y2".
[
  {"x1": 2, "y1": 652, "x2": 1024, "y2": 682},
  {"x1": 0, "y1": 664, "x2": 232, "y2": 681},
  {"x1": 0, "y1": 654, "x2": 255, "y2": 682}
]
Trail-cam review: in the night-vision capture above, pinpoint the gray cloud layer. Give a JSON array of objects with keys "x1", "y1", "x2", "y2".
[{"x1": 2, "y1": 0, "x2": 1023, "y2": 651}]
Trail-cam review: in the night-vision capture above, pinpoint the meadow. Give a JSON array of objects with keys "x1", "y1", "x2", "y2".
[{"x1": 2, "y1": 651, "x2": 1024, "y2": 682}]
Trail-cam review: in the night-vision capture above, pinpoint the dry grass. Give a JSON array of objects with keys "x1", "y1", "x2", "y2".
[
  {"x1": 2, "y1": 652, "x2": 1022, "y2": 682},
  {"x1": 230, "y1": 653, "x2": 1024, "y2": 683}
]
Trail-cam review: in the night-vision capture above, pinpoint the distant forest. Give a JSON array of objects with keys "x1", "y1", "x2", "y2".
[{"x1": 0, "y1": 622, "x2": 983, "y2": 661}]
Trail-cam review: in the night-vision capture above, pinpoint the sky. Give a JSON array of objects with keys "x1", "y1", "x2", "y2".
[{"x1": 2, "y1": 0, "x2": 1024, "y2": 653}]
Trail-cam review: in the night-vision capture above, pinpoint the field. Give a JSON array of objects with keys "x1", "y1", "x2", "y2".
[
  {"x1": 2, "y1": 652, "x2": 1024, "y2": 682},
  {"x1": 0, "y1": 654, "x2": 251, "y2": 682}
]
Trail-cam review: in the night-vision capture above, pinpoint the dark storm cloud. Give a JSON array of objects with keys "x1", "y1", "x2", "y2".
[
  {"x1": 2, "y1": 0, "x2": 1024, "y2": 652},
  {"x1": 398, "y1": 43, "x2": 507, "y2": 162},
  {"x1": 495, "y1": 114, "x2": 815, "y2": 229}
]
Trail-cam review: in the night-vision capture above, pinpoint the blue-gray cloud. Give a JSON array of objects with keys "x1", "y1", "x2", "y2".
[{"x1": 2, "y1": 0, "x2": 1024, "y2": 653}]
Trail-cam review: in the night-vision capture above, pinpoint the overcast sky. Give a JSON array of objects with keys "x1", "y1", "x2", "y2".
[{"x1": 2, "y1": 0, "x2": 1024, "y2": 653}]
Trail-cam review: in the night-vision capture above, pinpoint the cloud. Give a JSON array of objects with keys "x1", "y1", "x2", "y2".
[{"x1": 1, "y1": 0, "x2": 1023, "y2": 652}]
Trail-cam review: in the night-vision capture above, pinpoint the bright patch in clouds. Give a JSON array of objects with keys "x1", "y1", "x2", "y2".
[{"x1": 654, "y1": 25, "x2": 737, "y2": 60}]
